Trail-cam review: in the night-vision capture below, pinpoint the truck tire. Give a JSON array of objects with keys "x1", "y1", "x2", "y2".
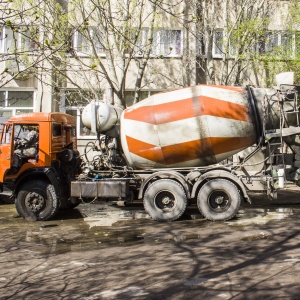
[
  {"x1": 15, "y1": 180, "x2": 59, "y2": 221},
  {"x1": 197, "y1": 179, "x2": 241, "y2": 221},
  {"x1": 143, "y1": 179, "x2": 187, "y2": 222}
]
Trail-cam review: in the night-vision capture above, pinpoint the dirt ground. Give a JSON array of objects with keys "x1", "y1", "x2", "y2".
[{"x1": 0, "y1": 190, "x2": 299, "y2": 300}]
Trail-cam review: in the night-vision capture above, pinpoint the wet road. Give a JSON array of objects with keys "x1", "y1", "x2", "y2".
[{"x1": 0, "y1": 191, "x2": 299, "y2": 300}]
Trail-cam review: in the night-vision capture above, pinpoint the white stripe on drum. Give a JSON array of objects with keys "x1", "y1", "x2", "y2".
[
  {"x1": 129, "y1": 85, "x2": 247, "y2": 108},
  {"x1": 122, "y1": 116, "x2": 255, "y2": 147}
]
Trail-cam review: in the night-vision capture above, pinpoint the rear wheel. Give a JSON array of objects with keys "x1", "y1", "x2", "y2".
[
  {"x1": 15, "y1": 180, "x2": 59, "y2": 221},
  {"x1": 197, "y1": 179, "x2": 241, "y2": 221},
  {"x1": 143, "y1": 179, "x2": 187, "y2": 222}
]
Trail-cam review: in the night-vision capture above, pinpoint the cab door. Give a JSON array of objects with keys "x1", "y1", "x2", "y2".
[{"x1": 0, "y1": 124, "x2": 12, "y2": 182}]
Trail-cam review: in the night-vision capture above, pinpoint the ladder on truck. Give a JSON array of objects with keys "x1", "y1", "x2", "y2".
[{"x1": 264, "y1": 85, "x2": 300, "y2": 190}]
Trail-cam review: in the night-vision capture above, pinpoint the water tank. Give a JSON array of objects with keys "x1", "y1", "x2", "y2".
[{"x1": 82, "y1": 101, "x2": 123, "y2": 133}]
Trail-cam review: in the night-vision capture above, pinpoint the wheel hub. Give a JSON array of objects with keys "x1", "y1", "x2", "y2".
[
  {"x1": 25, "y1": 192, "x2": 45, "y2": 212},
  {"x1": 208, "y1": 190, "x2": 230, "y2": 212},
  {"x1": 162, "y1": 196, "x2": 172, "y2": 205},
  {"x1": 155, "y1": 191, "x2": 176, "y2": 212},
  {"x1": 215, "y1": 196, "x2": 224, "y2": 205}
]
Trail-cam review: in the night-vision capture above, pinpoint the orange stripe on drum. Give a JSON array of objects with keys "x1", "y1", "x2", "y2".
[
  {"x1": 124, "y1": 96, "x2": 250, "y2": 125},
  {"x1": 126, "y1": 135, "x2": 255, "y2": 166}
]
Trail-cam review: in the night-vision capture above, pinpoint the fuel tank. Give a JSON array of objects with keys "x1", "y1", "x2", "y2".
[{"x1": 120, "y1": 85, "x2": 257, "y2": 168}]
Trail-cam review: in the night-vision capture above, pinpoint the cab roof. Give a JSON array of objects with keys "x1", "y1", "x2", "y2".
[{"x1": 8, "y1": 112, "x2": 76, "y2": 125}]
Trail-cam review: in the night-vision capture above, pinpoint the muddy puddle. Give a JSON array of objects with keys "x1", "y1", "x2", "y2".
[
  {"x1": 0, "y1": 200, "x2": 299, "y2": 256},
  {"x1": 231, "y1": 207, "x2": 296, "y2": 225}
]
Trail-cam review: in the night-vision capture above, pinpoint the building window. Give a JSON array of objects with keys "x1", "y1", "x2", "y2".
[
  {"x1": 132, "y1": 28, "x2": 182, "y2": 57},
  {"x1": 211, "y1": 29, "x2": 296, "y2": 59},
  {"x1": 65, "y1": 108, "x2": 95, "y2": 138},
  {"x1": 0, "y1": 90, "x2": 35, "y2": 116},
  {"x1": 72, "y1": 27, "x2": 182, "y2": 58},
  {"x1": 124, "y1": 90, "x2": 161, "y2": 107},
  {"x1": 257, "y1": 31, "x2": 296, "y2": 57},
  {"x1": 152, "y1": 29, "x2": 182, "y2": 57},
  {"x1": 63, "y1": 89, "x2": 97, "y2": 107},
  {"x1": 72, "y1": 27, "x2": 106, "y2": 56},
  {"x1": 0, "y1": 26, "x2": 38, "y2": 53},
  {"x1": 213, "y1": 30, "x2": 223, "y2": 58},
  {"x1": 60, "y1": 89, "x2": 100, "y2": 138},
  {"x1": 133, "y1": 28, "x2": 151, "y2": 57}
]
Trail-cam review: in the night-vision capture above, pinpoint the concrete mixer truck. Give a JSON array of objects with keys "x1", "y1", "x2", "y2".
[{"x1": 1, "y1": 78, "x2": 300, "y2": 222}]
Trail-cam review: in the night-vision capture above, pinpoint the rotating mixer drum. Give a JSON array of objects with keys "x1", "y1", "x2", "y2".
[{"x1": 121, "y1": 85, "x2": 257, "y2": 168}]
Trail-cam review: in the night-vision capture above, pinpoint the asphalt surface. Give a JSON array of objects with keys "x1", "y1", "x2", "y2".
[{"x1": 0, "y1": 191, "x2": 299, "y2": 300}]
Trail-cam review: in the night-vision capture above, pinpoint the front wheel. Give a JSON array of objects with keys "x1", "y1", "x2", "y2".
[
  {"x1": 143, "y1": 179, "x2": 187, "y2": 222},
  {"x1": 15, "y1": 180, "x2": 59, "y2": 221},
  {"x1": 197, "y1": 179, "x2": 241, "y2": 221}
]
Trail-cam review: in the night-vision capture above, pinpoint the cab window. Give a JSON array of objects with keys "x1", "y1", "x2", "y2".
[
  {"x1": 52, "y1": 124, "x2": 62, "y2": 137},
  {"x1": 0, "y1": 124, "x2": 12, "y2": 144}
]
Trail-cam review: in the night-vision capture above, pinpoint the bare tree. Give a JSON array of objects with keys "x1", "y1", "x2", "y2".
[{"x1": 64, "y1": 0, "x2": 188, "y2": 107}]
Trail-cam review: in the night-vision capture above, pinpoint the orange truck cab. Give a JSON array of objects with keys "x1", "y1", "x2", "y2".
[{"x1": 0, "y1": 113, "x2": 81, "y2": 220}]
